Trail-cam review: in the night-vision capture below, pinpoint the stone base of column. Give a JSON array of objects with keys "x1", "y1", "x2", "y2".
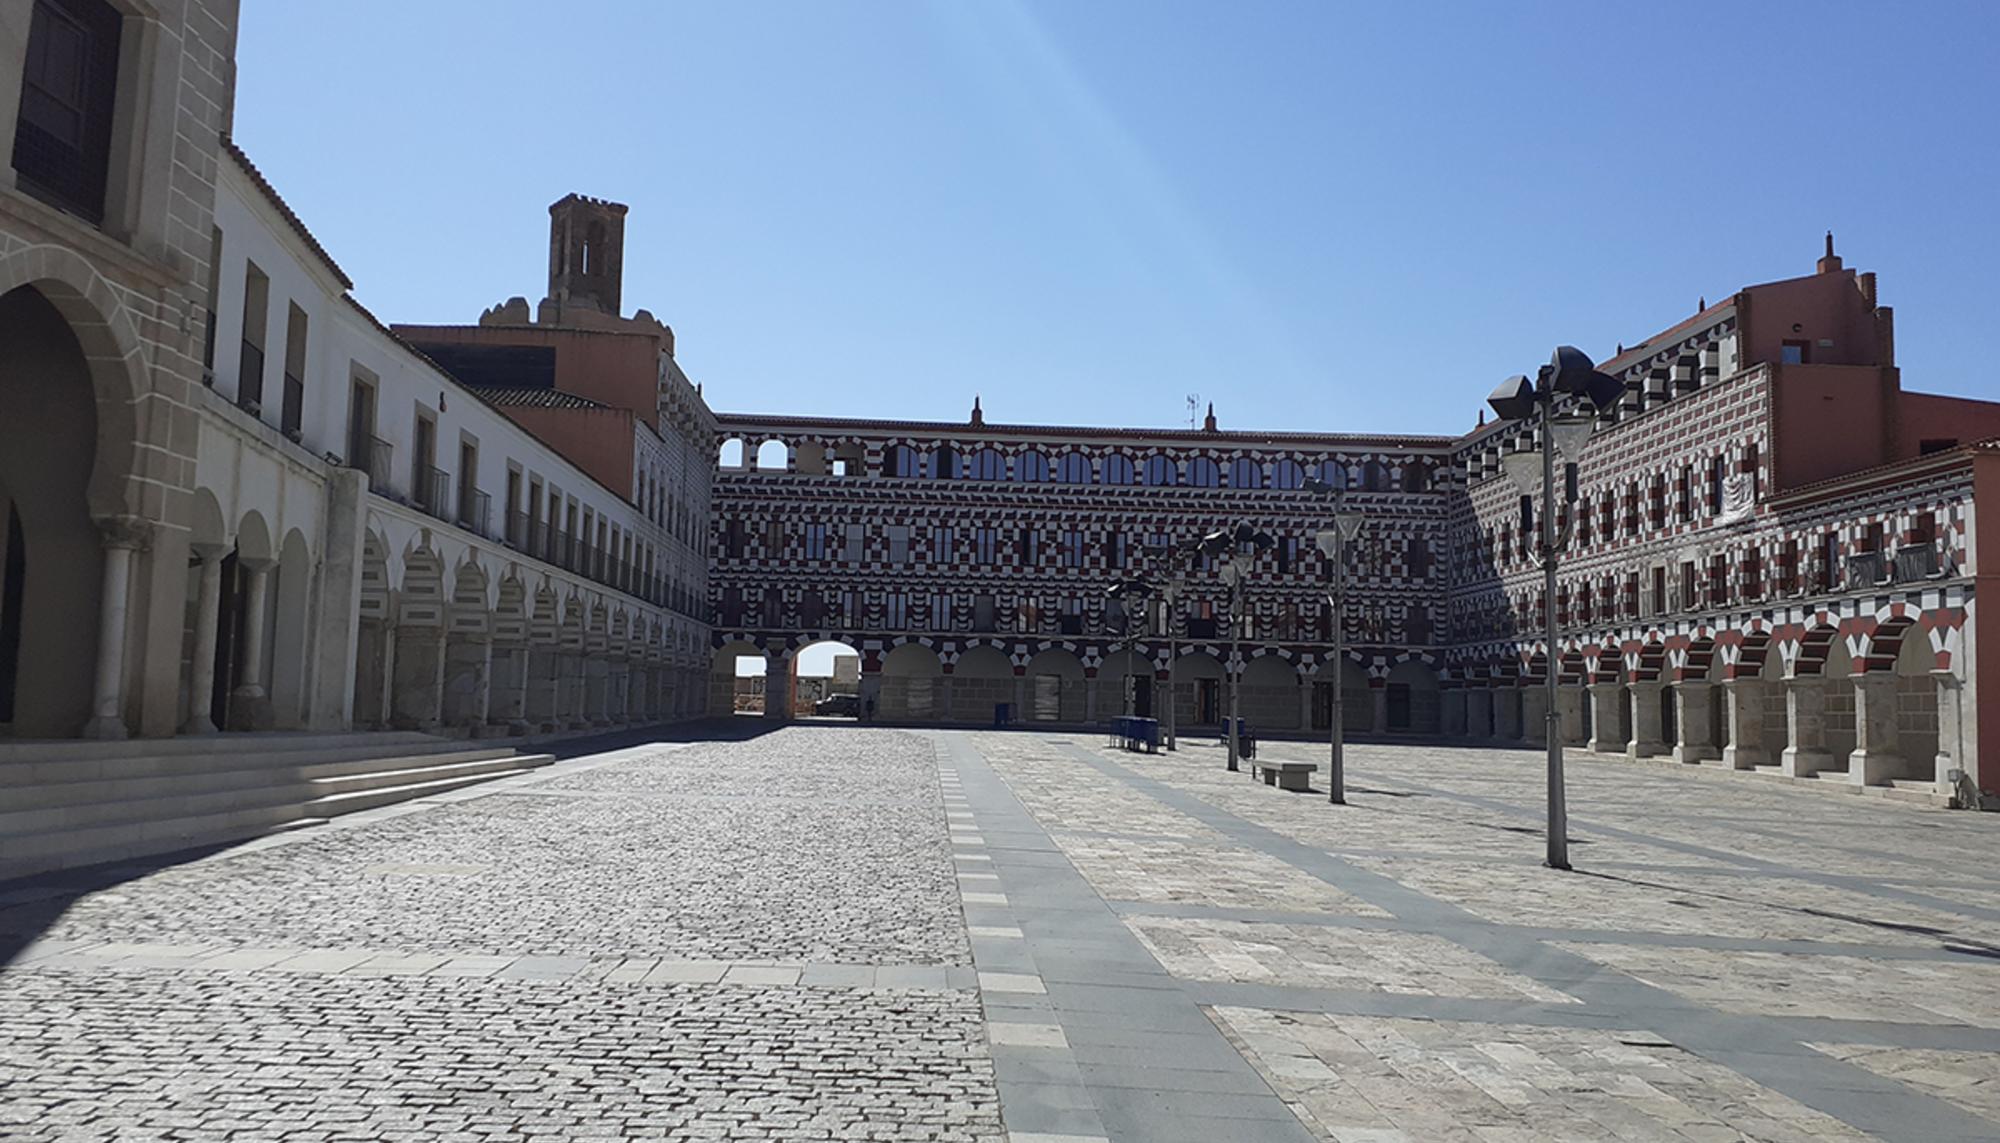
[
  {"x1": 1719, "y1": 744, "x2": 1765, "y2": 770},
  {"x1": 1671, "y1": 742, "x2": 1719, "y2": 763},
  {"x1": 83, "y1": 713, "x2": 130, "y2": 740},
  {"x1": 1781, "y1": 746, "x2": 1837, "y2": 778},
  {"x1": 1848, "y1": 748, "x2": 1906, "y2": 787},
  {"x1": 227, "y1": 688, "x2": 275, "y2": 732}
]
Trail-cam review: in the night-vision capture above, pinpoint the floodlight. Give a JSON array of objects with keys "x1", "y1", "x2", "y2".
[{"x1": 1487, "y1": 374, "x2": 1537, "y2": 422}]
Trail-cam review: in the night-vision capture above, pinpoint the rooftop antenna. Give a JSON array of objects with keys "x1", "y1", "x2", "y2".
[{"x1": 1186, "y1": 393, "x2": 1200, "y2": 430}]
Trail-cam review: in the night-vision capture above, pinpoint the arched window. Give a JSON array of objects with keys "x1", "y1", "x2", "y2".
[
  {"x1": 1142, "y1": 456, "x2": 1178, "y2": 486},
  {"x1": 1272, "y1": 459, "x2": 1304, "y2": 489},
  {"x1": 1362, "y1": 459, "x2": 1388, "y2": 491},
  {"x1": 1103, "y1": 454, "x2": 1135, "y2": 485},
  {"x1": 970, "y1": 448, "x2": 1007, "y2": 480},
  {"x1": 1055, "y1": 453, "x2": 1092, "y2": 483},
  {"x1": 1017, "y1": 450, "x2": 1049, "y2": 482},
  {"x1": 1318, "y1": 459, "x2": 1347, "y2": 489},
  {"x1": 887, "y1": 444, "x2": 921, "y2": 477},
  {"x1": 934, "y1": 444, "x2": 959, "y2": 479},
  {"x1": 755, "y1": 440, "x2": 789, "y2": 471},
  {"x1": 719, "y1": 438, "x2": 746, "y2": 469},
  {"x1": 1402, "y1": 463, "x2": 1430, "y2": 493},
  {"x1": 1188, "y1": 457, "x2": 1220, "y2": 487},
  {"x1": 1229, "y1": 458, "x2": 1263, "y2": 489}
]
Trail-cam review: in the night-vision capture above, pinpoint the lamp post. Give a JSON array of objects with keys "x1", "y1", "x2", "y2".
[
  {"x1": 1485, "y1": 346, "x2": 1623, "y2": 870},
  {"x1": 1202, "y1": 524, "x2": 1274, "y2": 773},
  {"x1": 1305, "y1": 476, "x2": 1365, "y2": 805},
  {"x1": 1161, "y1": 576, "x2": 1184, "y2": 750}
]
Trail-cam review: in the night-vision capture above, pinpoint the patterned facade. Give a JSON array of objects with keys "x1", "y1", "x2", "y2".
[{"x1": 710, "y1": 246, "x2": 1999, "y2": 801}]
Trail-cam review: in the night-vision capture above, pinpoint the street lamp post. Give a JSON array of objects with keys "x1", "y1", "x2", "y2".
[
  {"x1": 1486, "y1": 346, "x2": 1623, "y2": 871},
  {"x1": 1305, "y1": 477, "x2": 1365, "y2": 805},
  {"x1": 1161, "y1": 577, "x2": 1184, "y2": 750},
  {"x1": 1106, "y1": 576, "x2": 1154, "y2": 723},
  {"x1": 1202, "y1": 524, "x2": 1273, "y2": 774}
]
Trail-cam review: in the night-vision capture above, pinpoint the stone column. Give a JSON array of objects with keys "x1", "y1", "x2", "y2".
[
  {"x1": 1626, "y1": 680, "x2": 1667, "y2": 759},
  {"x1": 560, "y1": 650, "x2": 590, "y2": 729},
  {"x1": 1781, "y1": 674, "x2": 1836, "y2": 777},
  {"x1": 228, "y1": 559, "x2": 277, "y2": 731},
  {"x1": 1671, "y1": 681, "x2": 1717, "y2": 763},
  {"x1": 1847, "y1": 671, "x2": 1904, "y2": 786},
  {"x1": 937, "y1": 674, "x2": 956, "y2": 723},
  {"x1": 1933, "y1": 669, "x2": 1965, "y2": 794},
  {"x1": 441, "y1": 637, "x2": 492, "y2": 734},
  {"x1": 1371, "y1": 686, "x2": 1389, "y2": 735},
  {"x1": 1586, "y1": 682, "x2": 1625, "y2": 754},
  {"x1": 526, "y1": 646, "x2": 558, "y2": 730},
  {"x1": 1441, "y1": 687, "x2": 1467, "y2": 737},
  {"x1": 1556, "y1": 686, "x2": 1586, "y2": 745},
  {"x1": 179, "y1": 544, "x2": 229, "y2": 735},
  {"x1": 83, "y1": 528, "x2": 142, "y2": 740},
  {"x1": 1494, "y1": 687, "x2": 1522, "y2": 742},
  {"x1": 1720, "y1": 678, "x2": 1767, "y2": 769},
  {"x1": 1014, "y1": 675, "x2": 1030, "y2": 724},
  {"x1": 1520, "y1": 686, "x2": 1549, "y2": 747},
  {"x1": 1083, "y1": 672, "x2": 1098, "y2": 723},
  {"x1": 586, "y1": 659, "x2": 612, "y2": 726},
  {"x1": 391, "y1": 625, "x2": 446, "y2": 732},
  {"x1": 763, "y1": 655, "x2": 792, "y2": 720},
  {"x1": 489, "y1": 645, "x2": 530, "y2": 734}
]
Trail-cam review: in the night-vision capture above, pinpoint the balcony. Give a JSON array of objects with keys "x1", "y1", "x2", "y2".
[
  {"x1": 414, "y1": 466, "x2": 450, "y2": 522},
  {"x1": 348, "y1": 435, "x2": 395, "y2": 497},
  {"x1": 457, "y1": 489, "x2": 491, "y2": 538},
  {"x1": 1844, "y1": 552, "x2": 1888, "y2": 591},
  {"x1": 507, "y1": 511, "x2": 530, "y2": 550},
  {"x1": 1894, "y1": 543, "x2": 1941, "y2": 581},
  {"x1": 280, "y1": 370, "x2": 304, "y2": 441}
]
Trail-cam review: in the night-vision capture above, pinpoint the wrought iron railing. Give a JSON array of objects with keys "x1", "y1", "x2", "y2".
[
  {"x1": 415, "y1": 466, "x2": 450, "y2": 521},
  {"x1": 281, "y1": 370, "x2": 304, "y2": 439},
  {"x1": 237, "y1": 340, "x2": 265, "y2": 413},
  {"x1": 458, "y1": 489, "x2": 491, "y2": 537}
]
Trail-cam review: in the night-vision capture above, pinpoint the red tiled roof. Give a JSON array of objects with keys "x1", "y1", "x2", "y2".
[
  {"x1": 468, "y1": 386, "x2": 612, "y2": 411},
  {"x1": 712, "y1": 411, "x2": 1456, "y2": 450}
]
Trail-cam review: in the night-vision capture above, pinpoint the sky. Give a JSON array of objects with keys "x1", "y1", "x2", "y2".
[{"x1": 234, "y1": 2, "x2": 2000, "y2": 445}]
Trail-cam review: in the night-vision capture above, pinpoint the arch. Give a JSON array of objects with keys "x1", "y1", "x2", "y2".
[
  {"x1": 1229, "y1": 457, "x2": 1263, "y2": 489},
  {"x1": 1241, "y1": 654, "x2": 1301, "y2": 729},
  {"x1": 754, "y1": 440, "x2": 789, "y2": 472},
  {"x1": 831, "y1": 441, "x2": 867, "y2": 476},
  {"x1": 1892, "y1": 626, "x2": 1939, "y2": 769},
  {"x1": 1054, "y1": 452, "x2": 1092, "y2": 484},
  {"x1": 1024, "y1": 647, "x2": 1085, "y2": 722},
  {"x1": 932, "y1": 443, "x2": 960, "y2": 479},
  {"x1": 1173, "y1": 650, "x2": 1227, "y2": 727},
  {"x1": 718, "y1": 438, "x2": 746, "y2": 469},
  {"x1": 1316, "y1": 459, "x2": 1347, "y2": 490},
  {"x1": 1188, "y1": 457, "x2": 1220, "y2": 487},
  {"x1": 1271, "y1": 459, "x2": 1305, "y2": 490},
  {"x1": 1141, "y1": 455, "x2": 1179, "y2": 487},
  {"x1": 1017, "y1": 450, "x2": 1049, "y2": 483},
  {"x1": 351, "y1": 530, "x2": 395, "y2": 729},
  {"x1": 951, "y1": 644, "x2": 1015, "y2": 721},
  {"x1": 1311, "y1": 656, "x2": 1371, "y2": 733},
  {"x1": 881, "y1": 642, "x2": 943, "y2": 721},
  {"x1": 1361, "y1": 459, "x2": 1388, "y2": 491},
  {"x1": 792, "y1": 637, "x2": 861, "y2": 718},
  {"x1": 189, "y1": 488, "x2": 229, "y2": 550},
  {"x1": 1822, "y1": 637, "x2": 1858, "y2": 761},
  {"x1": 793, "y1": 441, "x2": 829, "y2": 476},
  {"x1": 1402, "y1": 462, "x2": 1431, "y2": 493},
  {"x1": 269, "y1": 529, "x2": 314, "y2": 729},
  {"x1": 1102, "y1": 454, "x2": 1135, "y2": 485},
  {"x1": 1386, "y1": 659, "x2": 1441, "y2": 733},
  {"x1": 887, "y1": 443, "x2": 921, "y2": 477},
  {"x1": 1098, "y1": 647, "x2": 1158, "y2": 720},
  {"x1": 968, "y1": 448, "x2": 1007, "y2": 481}
]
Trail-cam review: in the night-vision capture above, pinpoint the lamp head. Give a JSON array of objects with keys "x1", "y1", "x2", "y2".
[
  {"x1": 1548, "y1": 414, "x2": 1594, "y2": 463},
  {"x1": 1302, "y1": 475, "x2": 1336, "y2": 496},
  {"x1": 1487, "y1": 374, "x2": 1537, "y2": 423},
  {"x1": 1334, "y1": 510, "x2": 1365, "y2": 541},
  {"x1": 1500, "y1": 448, "x2": 1543, "y2": 494}
]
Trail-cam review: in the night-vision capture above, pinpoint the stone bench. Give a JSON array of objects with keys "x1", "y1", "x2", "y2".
[{"x1": 1254, "y1": 759, "x2": 1317, "y2": 792}]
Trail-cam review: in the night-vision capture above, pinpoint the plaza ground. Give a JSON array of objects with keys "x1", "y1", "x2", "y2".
[{"x1": 3, "y1": 726, "x2": 1999, "y2": 1142}]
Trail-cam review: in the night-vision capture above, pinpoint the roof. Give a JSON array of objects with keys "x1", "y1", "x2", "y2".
[
  {"x1": 220, "y1": 137, "x2": 354, "y2": 291},
  {"x1": 712, "y1": 411, "x2": 1457, "y2": 450},
  {"x1": 468, "y1": 386, "x2": 613, "y2": 412}
]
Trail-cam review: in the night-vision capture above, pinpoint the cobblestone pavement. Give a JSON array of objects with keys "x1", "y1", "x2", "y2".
[
  {"x1": 5, "y1": 726, "x2": 2000, "y2": 1142},
  {"x1": 0, "y1": 729, "x2": 1002, "y2": 1142}
]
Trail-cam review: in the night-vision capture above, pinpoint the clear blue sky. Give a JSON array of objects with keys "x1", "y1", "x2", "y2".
[{"x1": 234, "y1": 2, "x2": 1999, "y2": 439}]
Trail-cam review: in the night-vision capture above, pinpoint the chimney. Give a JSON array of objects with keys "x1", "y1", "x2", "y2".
[
  {"x1": 1816, "y1": 231, "x2": 1843, "y2": 275},
  {"x1": 1202, "y1": 402, "x2": 1218, "y2": 433},
  {"x1": 970, "y1": 395, "x2": 984, "y2": 427}
]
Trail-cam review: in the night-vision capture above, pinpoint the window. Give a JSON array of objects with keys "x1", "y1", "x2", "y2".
[
  {"x1": 1142, "y1": 456, "x2": 1178, "y2": 486},
  {"x1": 238, "y1": 263, "x2": 270, "y2": 414},
  {"x1": 1781, "y1": 339, "x2": 1810, "y2": 365},
  {"x1": 456, "y1": 439, "x2": 482, "y2": 533},
  {"x1": 1107, "y1": 530, "x2": 1126, "y2": 569},
  {"x1": 1230, "y1": 458, "x2": 1263, "y2": 489},
  {"x1": 412, "y1": 412, "x2": 439, "y2": 515},
  {"x1": 973, "y1": 593, "x2": 996, "y2": 632},
  {"x1": 1744, "y1": 442, "x2": 1760, "y2": 498},
  {"x1": 885, "y1": 592, "x2": 908, "y2": 629},
  {"x1": 1189, "y1": 457, "x2": 1220, "y2": 487},
  {"x1": 887, "y1": 444, "x2": 920, "y2": 477},
  {"x1": 803, "y1": 523, "x2": 827, "y2": 560},
  {"x1": 933, "y1": 445, "x2": 959, "y2": 479},
  {"x1": 1103, "y1": 455, "x2": 1135, "y2": 485},
  {"x1": 1271, "y1": 459, "x2": 1305, "y2": 490},
  {"x1": 1407, "y1": 538, "x2": 1431, "y2": 579},
  {"x1": 1017, "y1": 450, "x2": 1049, "y2": 482},
  {"x1": 969, "y1": 449, "x2": 1006, "y2": 480},
  {"x1": 1020, "y1": 526, "x2": 1041, "y2": 564},
  {"x1": 974, "y1": 527, "x2": 997, "y2": 565},
  {"x1": 1054, "y1": 453, "x2": 1092, "y2": 483},
  {"x1": 888, "y1": 525, "x2": 910, "y2": 564},
  {"x1": 1402, "y1": 464, "x2": 1430, "y2": 493},
  {"x1": 12, "y1": 0, "x2": 122, "y2": 223},
  {"x1": 933, "y1": 593, "x2": 954, "y2": 630},
  {"x1": 1061, "y1": 530, "x2": 1085, "y2": 568},
  {"x1": 200, "y1": 228, "x2": 222, "y2": 377},
  {"x1": 1318, "y1": 460, "x2": 1347, "y2": 490},
  {"x1": 844, "y1": 523, "x2": 864, "y2": 563},
  {"x1": 280, "y1": 303, "x2": 308, "y2": 439}
]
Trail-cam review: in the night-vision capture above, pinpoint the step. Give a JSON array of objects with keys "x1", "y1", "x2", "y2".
[
  {"x1": 0, "y1": 730, "x2": 443, "y2": 766},
  {"x1": 0, "y1": 776, "x2": 313, "y2": 839},
  {"x1": 305, "y1": 752, "x2": 545, "y2": 796},
  {"x1": 299, "y1": 747, "x2": 528, "y2": 782},
  {"x1": 305, "y1": 756, "x2": 554, "y2": 817},
  {"x1": 0, "y1": 801, "x2": 309, "y2": 883},
  {"x1": 0, "y1": 735, "x2": 478, "y2": 789}
]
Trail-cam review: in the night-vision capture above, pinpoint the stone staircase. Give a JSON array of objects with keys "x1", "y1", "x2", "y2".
[{"x1": 0, "y1": 732, "x2": 553, "y2": 883}]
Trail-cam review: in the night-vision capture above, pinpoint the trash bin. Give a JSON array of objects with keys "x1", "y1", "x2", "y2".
[{"x1": 993, "y1": 702, "x2": 1012, "y2": 727}]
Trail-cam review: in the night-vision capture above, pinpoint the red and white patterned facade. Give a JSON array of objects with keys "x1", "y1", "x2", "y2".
[{"x1": 711, "y1": 245, "x2": 2000, "y2": 800}]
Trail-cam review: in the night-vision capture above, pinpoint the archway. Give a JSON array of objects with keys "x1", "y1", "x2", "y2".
[
  {"x1": 352, "y1": 529, "x2": 394, "y2": 729},
  {"x1": 1176, "y1": 651, "x2": 1226, "y2": 727},
  {"x1": 880, "y1": 642, "x2": 942, "y2": 721},
  {"x1": 269, "y1": 529, "x2": 314, "y2": 729},
  {"x1": 1024, "y1": 647, "x2": 1084, "y2": 722},
  {"x1": 1097, "y1": 648, "x2": 1155, "y2": 720},
  {"x1": 1385, "y1": 659, "x2": 1441, "y2": 733},
  {"x1": 754, "y1": 440, "x2": 789, "y2": 472},
  {"x1": 442, "y1": 560, "x2": 492, "y2": 731},
  {"x1": 390, "y1": 546, "x2": 447, "y2": 731},
  {"x1": 718, "y1": 438, "x2": 746, "y2": 470},
  {"x1": 1892, "y1": 624, "x2": 1939, "y2": 775},
  {"x1": 951, "y1": 644, "x2": 1015, "y2": 722},
  {"x1": 712, "y1": 639, "x2": 769, "y2": 715},
  {"x1": 0, "y1": 285, "x2": 109, "y2": 736},
  {"x1": 1310, "y1": 657, "x2": 1370, "y2": 733},
  {"x1": 1241, "y1": 655, "x2": 1301, "y2": 730},
  {"x1": 1822, "y1": 637, "x2": 1858, "y2": 763},
  {"x1": 792, "y1": 637, "x2": 861, "y2": 718}
]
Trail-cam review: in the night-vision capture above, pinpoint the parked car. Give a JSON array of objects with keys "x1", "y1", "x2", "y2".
[{"x1": 814, "y1": 693, "x2": 860, "y2": 718}]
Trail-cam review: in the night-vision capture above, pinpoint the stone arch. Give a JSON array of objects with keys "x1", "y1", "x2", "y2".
[
  {"x1": 831, "y1": 441, "x2": 867, "y2": 476},
  {"x1": 389, "y1": 544, "x2": 449, "y2": 731},
  {"x1": 1794, "y1": 623, "x2": 1840, "y2": 677},
  {"x1": 1097, "y1": 646, "x2": 1157, "y2": 720},
  {"x1": 754, "y1": 439, "x2": 789, "y2": 472},
  {"x1": 711, "y1": 637, "x2": 769, "y2": 716},
  {"x1": 881, "y1": 641, "x2": 943, "y2": 721},
  {"x1": 189, "y1": 488, "x2": 229, "y2": 550},
  {"x1": 718, "y1": 437, "x2": 746, "y2": 469},
  {"x1": 1385, "y1": 658, "x2": 1441, "y2": 733},
  {"x1": 951, "y1": 643, "x2": 1015, "y2": 722},
  {"x1": 1241, "y1": 653, "x2": 1301, "y2": 730},
  {"x1": 350, "y1": 529, "x2": 395, "y2": 729},
  {"x1": 1310, "y1": 655, "x2": 1370, "y2": 733},
  {"x1": 1174, "y1": 650, "x2": 1227, "y2": 727},
  {"x1": 1891, "y1": 623, "x2": 1939, "y2": 772},
  {"x1": 269, "y1": 528, "x2": 314, "y2": 729},
  {"x1": 440, "y1": 558, "x2": 493, "y2": 730},
  {"x1": 1024, "y1": 646, "x2": 1085, "y2": 722},
  {"x1": 792, "y1": 637, "x2": 861, "y2": 718},
  {"x1": 793, "y1": 440, "x2": 829, "y2": 476}
]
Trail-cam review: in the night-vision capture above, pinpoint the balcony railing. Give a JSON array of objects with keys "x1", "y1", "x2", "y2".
[
  {"x1": 349, "y1": 435, "x2": 395, "y2": 497},
  {"x1": 507, "y1": 511, "x2": 530, "y2": 549},
  {"x1": 1895, "y1": 543, "x2": 1941, "y2": 581},
  {"x1": 280, "y1": 370, "x2": 304, "y2": 440},
  {"x1": 458, "y1": 489, "x2": 491, "y2": 537},
  {"x1": 1844, "y1": 551, "x2": 1888, "y2": 591},
  {"x1": 415, "y1": 466, "x2": 450, "y2": 521},
  {"x1": 237, "y1": 341, "x2": 265, "y2": 414}
]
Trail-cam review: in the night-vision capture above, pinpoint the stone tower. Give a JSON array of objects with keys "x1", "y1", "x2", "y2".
[{"x1": 546, "y1": 193, "x2": 628, "y2": 318}]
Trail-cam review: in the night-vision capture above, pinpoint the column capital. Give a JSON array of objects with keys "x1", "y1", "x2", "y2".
[{"x1": 93, "y1": 515, "x2": 151, "y2": 552}]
